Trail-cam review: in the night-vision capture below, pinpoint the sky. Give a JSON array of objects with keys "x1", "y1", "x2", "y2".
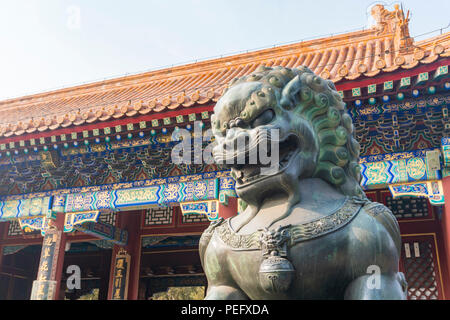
[{"x1": 0, "y1": 0, "x2": 448, "y2": 100}]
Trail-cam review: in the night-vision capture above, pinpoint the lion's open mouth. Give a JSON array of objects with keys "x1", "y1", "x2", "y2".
[{"x1": 231, "y1": 134, "x2": 300, "y2": 186}]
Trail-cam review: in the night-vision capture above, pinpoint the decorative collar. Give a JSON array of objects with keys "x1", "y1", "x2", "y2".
[{"x1": 215, "y1": 197, "x2": 366, "y2": 251}]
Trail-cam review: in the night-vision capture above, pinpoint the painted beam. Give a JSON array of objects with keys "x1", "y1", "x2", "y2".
[
  {"x1": 61, "y1": 178, "x2": 220, "y2": 213},
  {"x1": 74, "y1": 221, "x2": 128, "y2": 246},
  {"x1": 180, "y1": 200, "x2": 219, "y2": 221},
  {"x1": 360, "y1": 150, "x2": 441, "y2": 188},
  {"x1": 0, "y1": 172, "x2": 236, "y2": 222},
  {"x1": 0, "y1": 196, "x2": 53, "y2": 221},
  {"x1": 0, "y1": 171, "x2": 233, "y2": 202},
  {"x1": 388, "y1": 180, "x2": 445, "y2": 206}
]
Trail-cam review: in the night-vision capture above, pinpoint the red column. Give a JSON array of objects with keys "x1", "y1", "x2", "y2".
[
  {"x1": 442, "y1": 177, "x2": 450, "y2": 288},
  {"x1": 218, "y1": 197, "x2": 238, "y2": 219},
  {"x1": 107, "y1": 211, "x2": 141, "y2": 300},
  {"x1": 53, "y1": 214, "x2": 68, "y2": 300}
]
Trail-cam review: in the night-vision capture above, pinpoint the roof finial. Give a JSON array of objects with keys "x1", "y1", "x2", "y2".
[{"x1": 370, "y1": 3, "x2": 413, "y2": 53}]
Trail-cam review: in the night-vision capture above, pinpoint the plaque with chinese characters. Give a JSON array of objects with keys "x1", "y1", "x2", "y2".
[{"x1": 112, "y1": 248, "x2": 130, "y2": 300}]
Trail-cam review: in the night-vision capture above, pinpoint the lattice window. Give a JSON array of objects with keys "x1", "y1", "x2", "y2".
[
  {"x1": 7, "y1": 220, "x2": 23, "y2": 237},
  {"x1": 384, "y1": 196, "x2": 429, "y2": 219},
  {"x1": 402, "y1": 240, "x2": 440, "y2": 300},
  {"x1": 144, "y1": 207, "x2": 173, "y2": 226},
  {"x1": 98, "y1": 211, "x2": 117, "y2": 225},
  {"x1": 182, "y1": 214, "x2": 209, "y2": 224}
]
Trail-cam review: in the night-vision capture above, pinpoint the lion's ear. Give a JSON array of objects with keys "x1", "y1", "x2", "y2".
[{"x1": 280, "y1": 75, "x2": 302, "y2": 110}]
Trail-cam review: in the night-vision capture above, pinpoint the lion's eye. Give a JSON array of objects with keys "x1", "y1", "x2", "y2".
[{"x1": 252, "y1": 109, "x2": 274, "y2": 127}]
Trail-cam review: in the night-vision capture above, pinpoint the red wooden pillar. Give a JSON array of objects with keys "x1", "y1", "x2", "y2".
[
  {"x1": 107, "y1": 211, "x2": 141, "y2": 300},
  {"x1": 52, "y1": 214, "x2": 68, "y2": 300},
  {"x1": 441, "y1": 176, "x2": 450, "y2": 292},
  {"x1": 218, "y1": 197, "x2": 238, "y2": 219}
]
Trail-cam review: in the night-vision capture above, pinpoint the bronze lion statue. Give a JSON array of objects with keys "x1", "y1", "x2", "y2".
[{"x1": 199, "y1": 65, "x2": 407, "y2": 300}]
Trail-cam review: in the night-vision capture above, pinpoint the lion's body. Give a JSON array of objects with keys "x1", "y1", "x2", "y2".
[
  {"x1": 202, "y1": 65, "x2": 407, "y2": 299},
  {"x1": 201, "y1": 198, "x2": 406, "y2": 299}
]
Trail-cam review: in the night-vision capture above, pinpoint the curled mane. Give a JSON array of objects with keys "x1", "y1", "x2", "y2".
[{"x1": 224, "y1": 65, "x2": 364, "y2": 198}]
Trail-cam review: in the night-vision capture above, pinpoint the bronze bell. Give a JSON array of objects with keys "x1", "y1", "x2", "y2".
[{"x1": 259, "y1": 251, "x2": 295, "y2": 294}]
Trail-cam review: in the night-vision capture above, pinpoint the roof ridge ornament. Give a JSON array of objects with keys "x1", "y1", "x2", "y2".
[{"x1": 370, "y1": 4, "x2": 413, "y2": 53}]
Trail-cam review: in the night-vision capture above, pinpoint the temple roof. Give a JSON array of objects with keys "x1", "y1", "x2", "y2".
[{"x1": 0, "y1": 4, "x2": 449, "y2": 138}]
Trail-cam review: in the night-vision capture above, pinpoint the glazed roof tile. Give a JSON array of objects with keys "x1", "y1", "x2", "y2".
[{"x1": 0, "y1": 5, "x2": 449, "y2": 137}]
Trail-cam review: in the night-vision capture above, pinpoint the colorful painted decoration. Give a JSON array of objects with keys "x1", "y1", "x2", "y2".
[
  {"x1": 0, "y1": 196, "x2": 52, "y2": 221},
  {"x1": 74, "y1": 221, "x2": 128, "y2": 246},
  {"x1": 63, "y1": 210, "x2": 100, "y2": 232},
  {"x1": 352, "y1": 87, "x2": 361, "y2": 97},
  {"x1": 428, "y1": 86, "x2": 436, "y2": 94},
  {"x1": 416, "y1": 72, "x2": 429, "y2": 85},
  {"x1": 180, "y1": 200, "x2": 219, "y2": 221},
  {"x1": 434, "y1": 65, "x2": 448, "y2": 80},
  {"x1": 399, "y1": 77, "x2": 411, "y2": 88},
  {"x1": 442, "y1": 137, "x2": 450, "y2": 168},
  {"x1": 18, "y1": 216, "x2": 46, "y2": 233},
  {"x1": 61, "y1": 178, "x2": 220, "y2": 213},
  {"x1": 360, "y1": 155, "x2": 440, "y2": 188},
  {"x1": 383, "y1": 80, "x2": 394, "y2": 91},
  {"x1": 367, "y1": 84, "x2": 376, "y2": 94},
  {"x1": 389, "y1": 180, "x2": 444, "y2": 206}
]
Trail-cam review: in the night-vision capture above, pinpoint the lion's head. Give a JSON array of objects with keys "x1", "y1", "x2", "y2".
[{"x1": 211, "y1": 65, "x2": 364, "y2": 208}]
